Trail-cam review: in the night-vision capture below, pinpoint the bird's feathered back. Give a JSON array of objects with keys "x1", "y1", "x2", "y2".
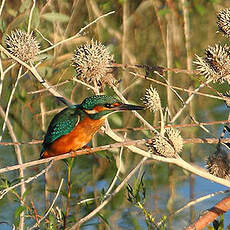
[{"x1": 40, "y1": 105, "x2": 82, "y2": 156}]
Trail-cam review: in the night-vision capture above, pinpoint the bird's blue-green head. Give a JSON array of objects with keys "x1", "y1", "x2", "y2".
[{"x1": 80, "y1": 95, "x2": 144, "y2": 120}]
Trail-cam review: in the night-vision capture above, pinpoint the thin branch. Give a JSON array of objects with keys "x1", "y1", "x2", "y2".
[
  {"x1": 157, "y1": 189, "x2": 230, "y2": 227},
  {"x1": 39, "y1": 11, "x2": 115, "y2": 54},
  {"x1": 0, "y1": 0, "x2": 6, "y2": 16},
  {"x1": 29, "y1": 178, "x2": 64, "y2": 230},
  {"x1": 27, "y1": 0, "x2": 36, "y2": 33},
  {"x1": 0, "y1": 66, "x2": 22, "y2": 141},
  {"x1": 0, "y1": 104, "x2": 25, "y2": 230},
  {"x1": 174, "y1": 190, "x2": 230, "y2": 216},
  {"x1": 0, "y1": 44, "x2": 71, "y2": 103},
  {"x1": 35, "y1": 28, "x2": 53, "y2": 45},
  {"x1": 111, "y1": 85, "x2": 158, "y2": 133},
  {"x1": 185, "y1": 195, "x2": 230, "y2": 230},
  {"x1": 70, "y1": 157, "x2": 147, "y2": 230},
  {"x1": 0, "y1": 119, "x2": 229, "y2": 146},
  {"x1": 170, "y1": 79, "x2": 212, "y2": 123},
  {"x1": 128, "y1": 71, "x2": 226, "y2": 102},
  {"x1": 105, "y1": 133, "x2": 126, "y2": 197},
  {"x1": 0, "y1": 161, "x2": 53, "y2": 199}
]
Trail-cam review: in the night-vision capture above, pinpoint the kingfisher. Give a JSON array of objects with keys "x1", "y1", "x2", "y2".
[{"x1": 40, "y1": 95, "x2": 144, "y2": 158}]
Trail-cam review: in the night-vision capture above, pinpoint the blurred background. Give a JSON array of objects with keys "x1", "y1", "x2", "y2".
[{"x1": 0, "y1": 0, "x2": 230, "y2": 229}]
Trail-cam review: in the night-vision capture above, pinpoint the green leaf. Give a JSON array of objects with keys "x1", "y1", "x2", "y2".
[
  {"x1": 48, "y1": 214, "x2": 56, "y2": 230},
  {"x1": 0, "y1": 18, "x2": 6, "y2": 33},
  {"x1": 158, "y1": 8, "x2": 170, "y2": 16},
  {"x1": 7, "y1": 8, "x2": 18, "y2": 17},
  {"x1": 97, "y1": 213, "x2": 110, "y2": 227},
  {"x1": 195, "y1": 4, "x2": 206, "y2": 16},
  {"x1": 19, "y1": 0, "x2": 32, "y2": 13},
  {"x1": 14, "y1": 206, "x2": 26, "y2": 219},
  {"x1": 22, "y1": 187, "x2": 31, "y2": 200},
  {"x1": 31, "y1": 7, "x2": 40, "y2": 28},
  {"x1": 41, "y1": 12, "x2": 70, "y2": 23}
]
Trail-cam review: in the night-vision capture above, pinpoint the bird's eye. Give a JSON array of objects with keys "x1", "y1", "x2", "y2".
[{"x1": 104, "y1": 103, "x2": 113, "y2": 108}]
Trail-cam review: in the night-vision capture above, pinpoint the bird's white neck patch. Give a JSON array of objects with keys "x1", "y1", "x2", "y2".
[{"x1": 84, "y1": 109, "x2": 98, "y2": 114}]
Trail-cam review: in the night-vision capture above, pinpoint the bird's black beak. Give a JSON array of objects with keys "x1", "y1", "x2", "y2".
[{"x1": 115, "y1": 103, "x2": 144, "y2": 111}]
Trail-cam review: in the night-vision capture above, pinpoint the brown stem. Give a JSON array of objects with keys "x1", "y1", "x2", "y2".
[{"x1": 185, "y1": 195, "x2": 230, "y2": 230}]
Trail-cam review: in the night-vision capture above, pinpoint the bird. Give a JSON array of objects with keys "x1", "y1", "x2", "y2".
[{"x1": 40, "y1": 95, "x2": 144, "y2": 158}]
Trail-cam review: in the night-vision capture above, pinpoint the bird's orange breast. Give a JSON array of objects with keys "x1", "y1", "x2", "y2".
[{"x1": 42, "y1": 117, "x2": 105, "y2": 158}]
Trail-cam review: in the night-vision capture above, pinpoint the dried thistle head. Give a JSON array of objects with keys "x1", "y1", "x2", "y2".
[
  {"x1": 206, "y1": 150, "x2": 230, "y2": 179},
  {"x1": 5, "y1": 29, "x2": 40, "y2": 62},
  {"x1": 146, "y1": 135, "x2": 175, "y2": 158},
  {"x1": 141, "y1": 86, "x2": 161, "y2": 112},
  {"x1": 194, "y1": 44, "x2": 230, "y2": 83},
  {"x1": 217, "y1": 8, "x2": 230, "y2": 37},
  {"x1": 73, "y1": 40, "x2": 117, "y2": 89},
  {"x1": 165, "y1": 128, "x2": 183, "y2": 153}
]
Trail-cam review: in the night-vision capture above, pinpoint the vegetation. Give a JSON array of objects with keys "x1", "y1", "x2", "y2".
[{"x1": 1, "y1": 0, "x2": 230, "y2": 229}]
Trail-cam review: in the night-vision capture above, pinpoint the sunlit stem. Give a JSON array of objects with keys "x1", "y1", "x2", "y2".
[{"x1": 0, "y1": 66, "x2": 23, "y2": 141}]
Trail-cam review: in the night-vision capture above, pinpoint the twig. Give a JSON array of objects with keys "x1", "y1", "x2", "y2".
[
  {"x1": 64, "y1": 158, "x2": 74, "y2": 229},
  {"x1": 111, "y1": 85, "x2": 158, "y2": 133},
  {"x1": 157, "y1": 190, "x2": 230, "y2": 227},
  {"x1": 27, "y1": 80, "x2": 71, "y2": 94},
  {"x1": 0, "y1": 66, "x2": 23, "y2": 141},
  {"x1": 35, "y1": 28, "x2": 53, "y2": 45},
  {"x1": 185, "y1": 195, "x2": 230, "y2": 230},
  {"x1": 103, "y1": 126, "x2": 230, "y2": 188},
  {"x1": 39, "y1": 11, "x2": 115, "y2": 54},
  {"x1": 70, "y1": 157, "x2": 147, "y2": 230},
  {"x1": 0, "y1": 119, "x2": 229, "y2": 146},
  {"x1": 0, "y1": 104, "x2": 25, "y2": 230},
  {"x1": 27, "y1": 0, "x2": 36, "y2": 33},
  {"x1": 1, "y1": 137, "x2": 230, "y2": 173},
  {"x1": 0, "y1": 44, "x2": 72, "y2": 103},
  {"x1": 105, "y1": 133, "x2": 126, "y2": 197},
  {"x1": 73, "y1": 78, "x2": 96, "y2": 91},
  {"x1": 0, "y1": 161, "x2": 53, "y2": 199},
  {"x1": 0, "y1": 139, "x2": 149, "y2": 174},
  {"x1": 170, "y1": 79, "x2": 212, "y2": 123},
  {"x1": 0, "y1": 62, "x2": 16, "y2": 98},
  {"x1": 128, "y1": 71, "x2": 225, "y2": 101},
  {"x1": 29, "y1": 178, "x2": 64, "y2": 230},
  {"x1": 0, "y1": 0, "x2": 6, "y2": 16}
]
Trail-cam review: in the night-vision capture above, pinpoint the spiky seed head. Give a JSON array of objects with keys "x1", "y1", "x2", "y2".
[
  {"x1": 217, "y1": 8, "x2": 230, "y2": 37},
  {"x1": 141, "y1": 86, "x2": 161, "y2": 112},
  {"x1": 206, "y1": 150, "x2": 230, "y2": 179},
  {"x1": 5, "y1": 29, "x2": 40, "y2": 62},
  {"x1": 165, "y1": 128, "x2": 183, "y2": 153},
  {"x1": 147, "y1": 135, "x2": 175, "y2": 158},
  {"x1": 194, "y1": 44, "x2": 230, "y2": 83},
  {"x1": 73, "y1": 40, "x2": 117, "y2": 89}
]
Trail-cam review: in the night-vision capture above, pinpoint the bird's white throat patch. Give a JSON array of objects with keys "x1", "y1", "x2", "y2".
[{"x1": 84, "y1": 109, "x2": 98, "y2": 114}]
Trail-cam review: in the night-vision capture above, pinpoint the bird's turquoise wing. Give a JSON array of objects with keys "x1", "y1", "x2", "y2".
[{"x1": 41, "y1": 107, "x2": 80, "y2": 152}]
